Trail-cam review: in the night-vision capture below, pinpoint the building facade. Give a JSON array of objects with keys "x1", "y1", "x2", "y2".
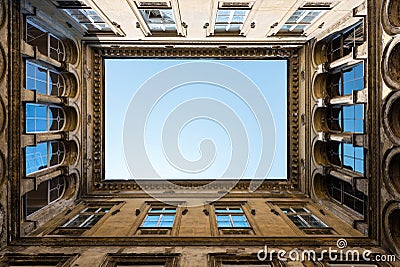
[{"x1": 0, "y1": 0, "x2": 399, "y2": 266}]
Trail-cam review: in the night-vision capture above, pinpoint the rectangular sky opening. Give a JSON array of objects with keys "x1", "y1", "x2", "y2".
[{"x1": 105, "y1": 59, "x2": 287, "y2": 180}]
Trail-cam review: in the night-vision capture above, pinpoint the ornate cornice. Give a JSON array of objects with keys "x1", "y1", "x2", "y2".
[{"x1": 89, "y1": 46, "x2": 301, "y2": 194}]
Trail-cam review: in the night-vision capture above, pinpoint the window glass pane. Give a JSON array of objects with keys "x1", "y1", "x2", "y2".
[
  {"x1": 64, "y1": 8, "x2": 111, "y2": 31},
  {"x1": 215, "y1": 208, "x2": 229, "y2": 213},
  {"x1": 286, "y1": 10, "x2": 304, "y2": 23},
  {"x1": 300, "y1": 11, "x2": 321, "y2": 23},
  {"x1": 163, "y1": 208, "x2": 176, "y2": 213},
  {"x1": 288, "y1": 215, "x2": 307, "y2": 227},
  {"x1": 25, "y1": 142, "x2": 48, "y2": 175},
  {"x1": 149, "y1": 208, "x2": 163, "y2": 213},
  {"x1": 231, "y1": 215, "x2": 249, "y2": 227},
  {"x1": 301, "y1": 215, "x2": 325, "y2": 228},
  {"x1": 159, "y1": 215, "x2": 175, "y2": 227},
  {"x1": 82, "y1": 214, "x2": 102, "y2": 227},
  {"x1": 228, "y1": 207, "x2": 243, "y2": 212},
  {"x1": 64, "y1": 214, "x2": 91, "y2": 227}
]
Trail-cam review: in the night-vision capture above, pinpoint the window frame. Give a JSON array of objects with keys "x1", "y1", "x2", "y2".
[
  {"x1": 24, "y1": 175, "x2": 66, "y2": 218},
  {"x1": 47, "y1": 202, "x2": 122, "y2": 236},
  {"x1": 135, "y1": 203, "x2": 182, "y2": 235},
  {"x1": 327, "y1": 20, "x2": 365, "y2": 63},
  {"x1": 25, "y1": 103, "x2": 66, "y2": 133},
  {"x1": 53, "y1": 0, "x2": 124, "y2": 36},
  {"x1": 25, "y1": 60, "x2": 66, "y2": 97},
  {"x1": 208, "y1": 1, "x2": 254, "y2": 36},
  {"x1": 209, "y1": 202, "x2": 257, "y2": 236},
  {"x1": 25, "y1": 21, "x2": 66, "y2": 62},
  {"x1": 278, "y1": 204, "x2": 334, "y2": 235},
  {"x1": 128, "y1": 0, "x2": 185, "y2": 36},
  {"x1": 25, "y1": 140, "x2": 66, "y2": 176}
]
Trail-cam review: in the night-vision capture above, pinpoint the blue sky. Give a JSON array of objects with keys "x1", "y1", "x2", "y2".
[{"x1": 105, "y1": 59, "x2": 287, "y2": 180}]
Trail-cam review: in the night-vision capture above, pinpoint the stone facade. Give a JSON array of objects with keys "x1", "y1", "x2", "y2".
[{"x1": 0, "y1": 0, "x2": 399, "y2": 266}]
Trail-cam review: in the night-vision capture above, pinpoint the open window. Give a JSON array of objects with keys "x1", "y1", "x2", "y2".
[
  {"x1": 128, "y1": 0, "x2": 184, "y2": 36},
  {"x1": 24, "y1": 176, "x2": 66, "y2": 217},
  {"x1": 280, "y1": 206, "x2": 334, "y2": 235}
]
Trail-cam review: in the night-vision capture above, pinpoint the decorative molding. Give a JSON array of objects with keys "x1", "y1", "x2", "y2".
[{"x1": 89, "y1": 46, "x2": 301, "y2": 193}]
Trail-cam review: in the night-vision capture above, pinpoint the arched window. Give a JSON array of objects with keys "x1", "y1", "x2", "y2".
[
  {"x1": 327, "y1": 20, "x2": 364, "y2": 62},
  {"x1": 25, "y1": 141, "x2": 65, "y2": 175},
  {"x1": 327, "y1": 104, "x2": 364, "y2": 133},
  {"x1": 25, "y1": 103, "x2": 65, "y2": 133},
  {"x1": 327, "y1": 175, "x2": 367, "y2": 215},
  {"x1": 328, "y1": 142, "x2": 364, "y2": 174},
  {"x1": 26, "y1": 61, "x2": 65, "y2": 96},
  {"x1": 24, "y1": 176, "x2": 66, "y2": 217},
  {"x1": 26, "y1": 21, "x2": 65, "y2": 62},
  {"x1": 327, "y1": 62, "x2": 364, "y2": 98}
]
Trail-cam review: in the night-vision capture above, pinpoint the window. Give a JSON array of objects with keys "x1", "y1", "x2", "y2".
[
  {"x1": 327, "y1": 104, "x2": 364, "y2": 133},
  {"x1": 141, "y1": 207, "x2": 176, "y2": 228},
  {"x1": 25, "y1": 103, "x2": 65, "y2": 133},
  {"x1": 137, "y1": 2, "x2": 177, "y2": 33},
  {"x1": 329, "y1": 141, "x2": 364, "y2": 174},
  {"x1": 281, "y1": 206, "x2": 332, "y2": 234},
  {"x1": 215, "y1": 207, "x2": 250, "y2": 228},
  {"x1": 327, "y1": 63, "x2": 364, "y2": 97},
  {"x1": 24, "y1": 176, "x2": 65, "y2": 217},
  {"x1": 327, "y1": 20, "x2": 364, "y2": 62},
  {"x1": 63, "y1": 8, "x2": 111, "y2": 32},
  {"x1": 26, "y1": 22, "x2": 65, "y2": 62},
  {"x1": 214, "y1": 2, "x2": 252, "y2": 33},
  {"x1": 328, "y1": 175, "x2": 367, "y2": 215},
  {"x1": 51, "y1": 206, "x2": 111, "y2": 235},
  {"x1": 279, "y1": 9, "x2": 324, "y2": 33},
  {"x1": 26, "y1": 61, "x2": 65, "y2": 96},
  {"x1": 25, "y1": 141, "x2": 65, "y2": 175},
  {"x1": 102, "y1": 253, "x2": 180, "y2": 267},
  {"x1": 0, "y1": 253, "x2": 78, "y2": 266}
]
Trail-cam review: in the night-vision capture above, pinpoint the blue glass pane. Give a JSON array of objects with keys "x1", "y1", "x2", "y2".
[
  {"x1": 343, "y1": 143, "x2": 354, "y2": 157},
  {"x1": 343, "y1": 120, "x2": 354, "y2": 132},
  {"x1": 26, "y1": 78, "x2": 35, "y2": 90},
  {"x1": 233, "y1": 220, "x2": 249, "y2": 227},
  {"x1": 215, "y1": 208, "x2": 228, "y2": 213},
  {"x1": 36, "y1": 81, "x2": 47, "y2": 94},
  {"x1": 217, "y1": 215, "x2": 230, "y2": 222},
  {"x1": 355, "y1": 105, "x2": 364, "y2": 119},
  {"x1": 145, "y1": 215, "x2": 159, "y2": 221},
  {"x1": 355, "y1": 147, "x2": 364, "y2": 160},
  {"x1": 231, "y1": 215, "x2": 246, "y2": 222},
  {"x1": 26, "y1": 119, "x2": 35, "y2": 132},
  {"x1": 142, "y1": 220, "x2": 157, "y2": 227},
  {"x1": 343, "y1": 69, "x2": 354, "y2": 82},
  {"x1": 343, "y1": 156, "x2": 354, "y2": 169},
  {"x1": 149, "y1": 208, "x2": 162, "y2": 213},
  {"x1": 228, "y1": 207, "x2": 243, "y2": 213},
  {"x1": 343, "y1": 81, "x2": 354, "y2": 95},
  {"x1": 25, "y1": 142, "x2": 48, "y2": 175},
  {"x1": 342, "y1": 106, "x2": 354, "y2": 119},
  {"x1": 355, "y1": 79, "x2": 364, "y2": 90},
  {"x1": 161, "y1": 215, "x2": 175, "y2": 222},
  {"x1": 355, "y1": 63, "x2": 364, "y2": 78},
  {"x1": 159, "y1": 220, "x2": 173, "y2": 227},
  {"x1": 26, "y1": 62, "x2": 35, "y2": 77},
  {"x1": 355, "y1": 159, "x2": 364, "y2": 174},
  {"x1": 355, "y1": 119, "x2": 363, "y2": 132},
  {"x1": 217, "y1": 221, "x2": 232, "y2": 228}
]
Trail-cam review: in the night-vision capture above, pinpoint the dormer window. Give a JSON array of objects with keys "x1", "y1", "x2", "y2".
[
  {"x1": 279, "y1": 9, "x2": 323, "y2": 33},
  {"x1": 211, "y1": 1, "x2": 253, "y2": 35},
  {"x1": 129, "y1": 1, "x2": 184, "y2": 36}
]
